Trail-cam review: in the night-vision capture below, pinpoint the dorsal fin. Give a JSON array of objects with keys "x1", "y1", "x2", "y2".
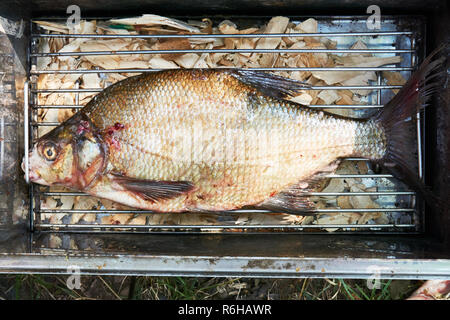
[{"x1": 227, "y1": 69, "x2": 311, "y2": 99}]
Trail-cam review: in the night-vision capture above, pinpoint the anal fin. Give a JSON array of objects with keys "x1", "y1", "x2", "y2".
[
  {"x1": 255, "y1": 193, "x2": 318, "y2": 215},
  {"x1": 255, "y1": 160, "x2": 342, "y2": 215}
]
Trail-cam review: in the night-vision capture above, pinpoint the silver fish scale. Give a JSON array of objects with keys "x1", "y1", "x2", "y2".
[{"x1": 81, "y1": 69, "x2": 380, "y2": 212}]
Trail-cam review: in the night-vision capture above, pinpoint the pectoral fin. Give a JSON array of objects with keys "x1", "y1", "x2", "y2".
[{"x1": 112, "y1": 174, "x2": 195, "y2": 203}]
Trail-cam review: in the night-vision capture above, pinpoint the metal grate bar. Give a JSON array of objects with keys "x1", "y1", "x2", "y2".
[
  {"x1": 31, "y1": 104, "x2": 385, "y2": 109},
  {"x1": 35, "y1": 223, "x2": 416, "y2": 230},
  {"x1": 0, "y1": 117, "x2": 4, "y2": 180},
  {"x1": 37, "y1": 208, "x2": 414, "y2": 214},
  {"x1": 39, "y1": 191, "x2": 415, "y2": 197},
  {"x1": 36, "y1": 120, "x2": 404, "y2": 127},
  {"x1": 32, "y1": 48, "x2": 413, "y2": 58},
  {"x1": 31, "y1": 85, "x2": 403, "y2": 93},
  {"x1": 23, "y1": 82, "x2": 30, "y2": 184},
  {"x1": 30, "y1": 67, "x2": 413, "y2": 74},
  {"x1": 32, "y1": 31, "x2": 414, "y2": 39}
]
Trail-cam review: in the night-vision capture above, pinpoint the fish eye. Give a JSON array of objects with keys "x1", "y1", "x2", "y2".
[{"x1": 42, "y1": 142, "x2": 58, "y2": 161}]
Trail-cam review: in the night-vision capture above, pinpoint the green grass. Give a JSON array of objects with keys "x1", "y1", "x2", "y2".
[
  {"x1": 130, "y1": 277, "x2": 248, "y2": 300},
  {"x1": 0, "y1": 275, "x2": 434, "y2": 300}
]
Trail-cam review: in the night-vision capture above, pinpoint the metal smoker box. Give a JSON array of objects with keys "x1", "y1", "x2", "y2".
[{"x1": 0, "y1": 0, "x2": 449, "y2": 278}]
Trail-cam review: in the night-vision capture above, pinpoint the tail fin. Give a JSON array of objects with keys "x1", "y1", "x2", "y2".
[{"x1": 371, "y1": 43, "x2": 448, "y2": 209}]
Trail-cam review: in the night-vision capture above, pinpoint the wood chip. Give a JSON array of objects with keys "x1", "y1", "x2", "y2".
[
  {"x1": 295, "y1": 18, "x2": 318, "y2": 33},
  {"x1": 349, "y1": 184, "x2": 380, "y2": 209},
  {"x1": 382, "y1": 71, "x2": 406, "y2": 94},
  {"x1": 336, "y1": 92, "x2": 354, "y2": 105},
  {"x1": 129, "y1": 215, "x2": 147, "y2": 225},
  {"x1": 316, "y1": 213, "x2": 359, "y2": 232},
  {"x1": 49, "y1": 235, "x2": 62, "y2": 248},
  {"x1": 218, "y1": 20, "x2": 239, "y2": 34},
  {"x1": 154, "y1": 38, "x2": 192, "y2": 59},
  {"x1": 237, "y1": 38, "x2": 256, "y2": 57},
  {"x1": 290, "y1": 93, "x2": 313, "y2": 105},
  {"x1": 101, "y1": 214, "x2": 133, "y2": 225},
  {"x1": 109, "y1": 14, "x2": 201, "y2": 33},
  {"x1": 337, "y1": 195, "x2": 352, "y2": 209},
  {"x1": 313, "y1": 55, "x2": 402, "y2": 86},
  {"x1": 34, "y1": 21, "x2": 69, "y2": 33},
  {"x1": 236, "y1": 212, "x2": 296, "y2": 225},
  {"x1": 255, "y1": 16, "x2": 290, "y2": 49},
  {"x1": 318, "y1": 90, "x2": 340, "y2": 105},
  {"x1": 81, "y1": 73, "x2": 101, "y2": 88},
  {"x1": 174, "y1": 53, "x2": 200, "y2": 68},
  {"x1": 75, "y1": 20, "x2": 97, "y2": 34},
  {"x1": 148, "y1": 57, "x2": 179, "y2": 69}
]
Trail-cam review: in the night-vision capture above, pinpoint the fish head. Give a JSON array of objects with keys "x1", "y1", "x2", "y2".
[{"x1": 23, "y1": 112, "x2": 107, "y2": 190}]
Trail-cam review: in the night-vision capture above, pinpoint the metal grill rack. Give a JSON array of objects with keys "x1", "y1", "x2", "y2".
[{"x1": 25, "y1": 16, "x2": 426, "y2": 235}]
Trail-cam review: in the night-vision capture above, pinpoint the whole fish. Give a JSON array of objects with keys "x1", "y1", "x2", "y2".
[{"x1": 24, "y1": 49, "x2": 446, "y2": 213}]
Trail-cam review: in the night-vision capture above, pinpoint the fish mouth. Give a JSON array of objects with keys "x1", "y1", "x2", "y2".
[
  {"x1": 21, "y1": 155, "x2": 49, "y2": 185},
  {"x1": 21, "y1": 156, "x2": 26, "y2": 173},
  {"x1": 20, "y1": 156, "x2": 29, "y2": 182},
  {"x1": 28, "y1": 171, "x2": 48, "y2": 185}
]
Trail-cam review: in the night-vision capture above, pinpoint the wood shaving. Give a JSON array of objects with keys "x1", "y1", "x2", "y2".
[
  {"x1": 236, "y1": 212, "x2": 304, "y2": 225},
  {"x1": 382, "y1": 71, "x2": 406, "y2": 94},
  {"x1": 174, "y1": 53, "x2": 201, "y2": 68},
  {"x1": 147, "y1": 213, "x2": 218, "y2": 225},
  {"x1": 255, "y1": 16, "x2": 289, "y2": 50},
  {"x1": 48, "y1": 235, "x2": 62, "y2": 248},
  {"x1": 290, "y1": 93, "x2": 313, "y2": 105},
  {"x1": 318, "y1": 90, "x2": 340, "y2": 105},
  {"x1": 295, "y1": 18, "x2": 318, "y2": 33},
  {"x1": 154, "y1": 38, "x2": 192, "y2": 59},
  {"x1": 109, "y1": 14, "x2": 201, "y2": 33}
]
